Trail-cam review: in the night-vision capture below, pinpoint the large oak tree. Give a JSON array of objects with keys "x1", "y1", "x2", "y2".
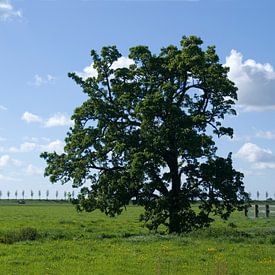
[{"x1": 41, "y1": 36, "x2": 249, "y2": 233}]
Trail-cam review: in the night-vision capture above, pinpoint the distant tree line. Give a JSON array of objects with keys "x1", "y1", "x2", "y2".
[
  {"x1": 255, "y1": 191, "x2": 275, "y2": 201},
  {"x1": 0, "y1": 189, "x2": 273, "y2": 202},
  {"x1": 0, "y1": 190, "x2": 76, "y2": 200}
]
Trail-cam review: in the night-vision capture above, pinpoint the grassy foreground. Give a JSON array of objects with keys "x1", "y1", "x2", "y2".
[{"x1": 0, "y1": 200, "x2": 274, "y2": 274}]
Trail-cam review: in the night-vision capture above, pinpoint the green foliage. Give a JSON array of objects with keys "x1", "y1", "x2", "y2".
[{"x1": 41, "y1": 36, "x2": 249, "y2": 233}]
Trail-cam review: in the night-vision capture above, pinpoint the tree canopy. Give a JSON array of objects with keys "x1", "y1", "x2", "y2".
[{"x1": 41, "y1": 36, "x2": 249, "y2": 233}]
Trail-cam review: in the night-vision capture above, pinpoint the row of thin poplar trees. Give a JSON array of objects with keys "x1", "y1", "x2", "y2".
[{"x1": 0, "y1": 190, "x2": 75, "y2": 200}]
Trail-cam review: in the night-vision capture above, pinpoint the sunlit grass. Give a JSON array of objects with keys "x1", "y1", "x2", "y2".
[{"x1": 0, "y1": 200, "x2": 274, "y2": 274}]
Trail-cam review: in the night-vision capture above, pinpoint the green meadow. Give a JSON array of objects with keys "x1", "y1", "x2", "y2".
[{"x1": 0, "y1": 200, "x2": 274, "y2": 275}]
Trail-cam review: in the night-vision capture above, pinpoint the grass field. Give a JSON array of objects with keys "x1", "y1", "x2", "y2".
[{"x1": 0, "y1": 200, "x2": 274, "y2": 274}]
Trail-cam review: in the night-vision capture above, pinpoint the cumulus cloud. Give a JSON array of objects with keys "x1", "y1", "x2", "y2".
[
  {"x1": 236, "y1": 143, "x2": 275, "y2": 169},
  {"x1": 9, "y1": 142, "x2": 37, "y2": 153},
  {"x1": 44, "y1": 113, "x2": 73, "y2": 128},
  {"x1": 29, "y1": 74, "x2": 56, "y2": 87},
  {"x1": 21, "y1": 112, "x2": 72, "y2": 127},
  {"x1": 41, "y1": 140, "x2": 65, "y2": 154},
  {"x1": 0, "y1": 154, "x2": 21, "y2": 167},
  {"x1": 0, "y1": 155, "x2": 12, "y2": 167},
  {"x1": 8, "y1": 139, "x2": 65, "y2": 154},
  {"x1": 225, "y1": 50, "x2": 275, "y2": 111},
  {"x1": 77, "y1": 56, "x2": 134, "y2": 80},
  {"x1": 78, "y1": 64, "x2": 97, "y2": 80},
  {"x1": 111, "y1": 56, "x2": 134, "y2": 70},
  {"x1": 21, "y1": 111, "x2": 42, "y2": 123},
  {"x1": 0, "y1": 0, "x2": 22, "y2": 21}
]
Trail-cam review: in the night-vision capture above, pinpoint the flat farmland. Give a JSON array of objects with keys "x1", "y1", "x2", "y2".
[{"x1": 0, "y1": 200, "x2": 274, "y2": 274}]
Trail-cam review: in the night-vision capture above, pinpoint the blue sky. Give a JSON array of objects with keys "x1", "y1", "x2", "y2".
[{"x1": 1, "y1": 0, "x2": 275, "y2": 199}]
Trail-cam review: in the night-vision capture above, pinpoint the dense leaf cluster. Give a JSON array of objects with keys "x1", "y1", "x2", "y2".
[{"x1": 41, "y1": 36, "x2": 249, "y2": 233}]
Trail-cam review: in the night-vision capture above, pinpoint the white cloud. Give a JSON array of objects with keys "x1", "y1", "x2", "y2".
[
  {"x1": 33, "y1": 75, "x2": 44, "y2": 86},
  {"x1": 236, "y1": 143, "x2": 275, "y2": 169},
  {"x1": 26, "y1": 164, "x2": 43, "y2": 176},
  {"x1": 77, "y1": 56, "x2": 134, "y2": 80},
  {"x1": 41, "y1": 140, "x2": 65, "y2": 154},
  {"x1": 0, "y1": 154, "x2": 21, "y2": 167},
  {"x1": 111, "y1": 56, "x2": 134, "y2": 70},
  {"x1": 78, "y1": 64, "x2": 97, "y2": 80},
  {"x1": 9, "y1": 142, "x2": 37, "y2": 153},
  {"x1": 8, "y1": 139, "x2": 64, "y2": 154},
  {"x1": 0, "y1": 155, "x2": 11, "y2": 167},
  {"x1": 29, "y1": 74, "x2": 56, "y2": 87},
  {"x1": 44, "y1": 113, "x2": 73, "y2": 128},
  {"x1": 21, "y1": 112, "x2": 72, "y2": 128},
  {"x1": 21, "y1": 111, "x2": 42, "y2": 123},
  {"x1": 0, "y1": 0, "x2": 22, "y2": 21},
  {"x1": 0, "y1": 105, "x2": 7, "y2": 111},
  {"x1": 225, "y1": 50, "x2": 275, "y2": 111}
]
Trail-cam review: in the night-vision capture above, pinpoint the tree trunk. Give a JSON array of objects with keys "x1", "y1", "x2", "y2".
[
  {"x1": 169, "y1": 193, "x2": 181, "y2": 233},
  {"x1": 168, "y1": 155, "x2": 181, "y2": 234}
]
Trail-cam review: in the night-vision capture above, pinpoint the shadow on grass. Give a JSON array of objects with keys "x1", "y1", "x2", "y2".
[
  {"x1": 0, "y1": 227, "x2": 38, "y2": 244},
  {"x1": 1, "y1": 224, "x2": 275, "y2": 246}
]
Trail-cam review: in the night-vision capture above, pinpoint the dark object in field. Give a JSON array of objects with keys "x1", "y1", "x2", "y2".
[{"x1": 18, "y1": 200, "x2": 26, "y2": 205}]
